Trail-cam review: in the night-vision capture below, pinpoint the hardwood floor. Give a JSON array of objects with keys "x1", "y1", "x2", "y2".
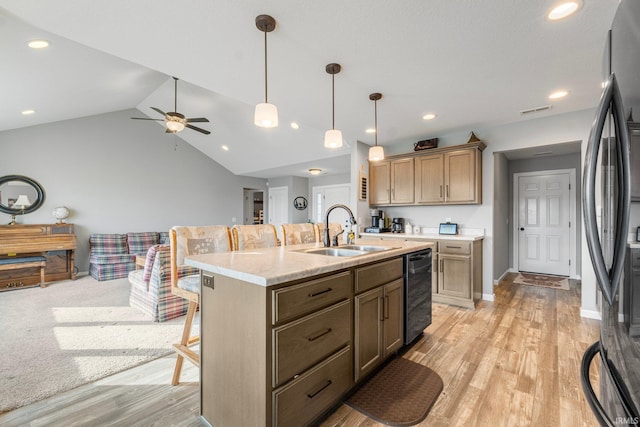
[{"x1": 0, "y1": 274, "x2": 600, "y2": 427}]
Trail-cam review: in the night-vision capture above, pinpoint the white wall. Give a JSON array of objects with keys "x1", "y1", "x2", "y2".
[
  {"x1": 0, "y1": 109, "x2": 267, "y2": 272},
  {"x1": 381, "y1": 108, "x2": 598, "y2": 310},
  {"x1": 493, "y1": 152, "x2": 510, "y2": 282}
]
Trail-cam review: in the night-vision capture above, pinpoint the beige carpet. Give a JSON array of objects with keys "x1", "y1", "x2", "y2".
[
  {"x1": 0, "y1": 275, "x2": 198, "y2": 413},
  {"x1": 514, "y1": 272, "x2": 570, "y2": 290}
]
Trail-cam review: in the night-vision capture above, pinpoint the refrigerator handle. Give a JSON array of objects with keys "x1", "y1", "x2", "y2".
[
  {"x1": 583, "y1": 73, "x2": 631, "y2": 306},
  {"x1": 580, "y1": 342, "x2": 615, "y2": 427}
]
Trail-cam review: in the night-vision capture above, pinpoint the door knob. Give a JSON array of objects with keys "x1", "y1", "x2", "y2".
[{"x1": 520, "y1": 227, "x2": 524, "y2": 231}]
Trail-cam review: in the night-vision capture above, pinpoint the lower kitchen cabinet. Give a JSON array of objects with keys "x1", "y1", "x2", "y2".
[
  {"x1": 433, "y1": 240, "x2": 482, "y2": 309},
  {"x1": 624, "y1": 247, "x2": 640, "y2": 337},
  {"x1": 354, "y1": 258, "x2": 404, "y2": 382}
]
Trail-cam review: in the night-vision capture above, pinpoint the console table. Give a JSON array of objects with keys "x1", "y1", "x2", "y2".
[{"x1": 0, "y1": 223, "x2": 77, "y2": 291}]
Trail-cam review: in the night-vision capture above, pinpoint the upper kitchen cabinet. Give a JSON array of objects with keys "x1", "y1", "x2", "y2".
[
  {"x1": 629, "y1": 122, "x2": 640, "y2": 201},
  {"x1": 369, "y1": 157, "x2": 414, "y2": 205},
  {"x1": 370, "y1": 141, "x2": 485, "y2": 207}
]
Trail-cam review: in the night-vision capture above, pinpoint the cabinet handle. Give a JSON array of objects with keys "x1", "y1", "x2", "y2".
[
  {"x1": 307, "y1": 328, "x2": 332, "y2": 342},
  {"x1": 307, "y1": 380, "x2": 332, "y2": 399},
  {"x1": 446, "y1": 185, "x2": 450, "y2": 198},
  {"x1": 308, "y1": 288, "x2": 332, "y2": 298},
  {"x1": 379, "y1": 297, "x2": 384, "y2": 322},
  {"x1": 384, "y1": 295, "x2": 390, "y2": 319},
  {"x1": 440, "y1": 259, "x2": 444, "y2": 271},
  {"x1": 440, "y1": 185, "x2": 443, "y2": 199}
]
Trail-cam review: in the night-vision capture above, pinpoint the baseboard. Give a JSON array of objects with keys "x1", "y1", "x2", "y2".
[
  {"x1": 493, "y1": 268, "x2": 516, "y2": 285},
  {"x1": 77, "y1": 271, "x2": 89, "y2": 278},
  {"x1": 482, "y1": 293, "x2": 495, "y2": 302},
  {"x1": 580, "y1": 309, "x2": 601, "y2": 320}
]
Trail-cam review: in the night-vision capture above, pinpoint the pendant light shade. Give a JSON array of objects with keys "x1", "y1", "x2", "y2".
[
  {"x1": 324, "y1": 63, "x2": 343, "y2": 148},
  {"x1": 368, "y1": 93, "x2": 385, "y2": 161},
  {"x1": 255, "y1": 15, "x2": 278, "y2": 128}
]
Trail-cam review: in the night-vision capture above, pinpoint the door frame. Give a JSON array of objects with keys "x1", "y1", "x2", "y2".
[
  {"x1": 311, "y1": 183, "x2": 351, "y2": 224},
  {"x1": 512, "y1": 168, "x2": 577, "y2": 278}
]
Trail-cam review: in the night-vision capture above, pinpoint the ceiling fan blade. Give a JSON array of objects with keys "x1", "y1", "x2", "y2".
[
  {"x1": 186, "y1": 117, "x2": 209, "y2": 123},
  {"x1": 150, "y1": 107, "x2": 167, "y2": 116},
  {"x1": 186, "y1": 124, "x2": 211, "y2": 135},
  {"x1": 131, "y1": 117, "x2": 164, "y2": 121}
]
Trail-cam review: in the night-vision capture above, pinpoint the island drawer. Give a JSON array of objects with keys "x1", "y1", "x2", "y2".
[
  {"x1": 438, "y1": 241, "x2": 471, "y2": 255},
  {"x1": 273, "y1": 345, "x2": 352, "y2": 427},
  {"x1": 355, "y1": 257, "x2": 403, "y2": 294},
  {"x1": 272, "y1": 300, "x2": 351, "y2": 387},
  {"x1": 272, "y1": 271, "x2": 352, "y2": 324}
]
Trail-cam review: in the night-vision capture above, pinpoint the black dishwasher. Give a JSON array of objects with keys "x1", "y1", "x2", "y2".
[{"x1": 404, "y1": 249, "x2": 432, "y2": 345}]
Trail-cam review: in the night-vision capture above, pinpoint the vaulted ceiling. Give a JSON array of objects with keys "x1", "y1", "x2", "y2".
[{"x1": 0, "y1": 1, "x2": 618, "y2": 178}]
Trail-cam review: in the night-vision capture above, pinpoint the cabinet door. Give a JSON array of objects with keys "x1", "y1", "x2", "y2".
[
  {"x1": 369, "y1": 161, "x2": 391, "y2": 205},
  {"x1": 438, "y1": 254, "x2": 471, "y2": 299},
  {"x1": 390, "y1": 158, "x2": 415, "y2": 204},
  {"x1": 444, "y1": 149, "x2": 477, "y2": 203},
  {"x1": 354, "y1": 287, "x2": 383, "y2": 381},
  {"x1": 415, "y1": 154, "x2": 444, "y2": 204},
  {"x1": 382, "y1": 279, "x2": 404, "y2": 356}
]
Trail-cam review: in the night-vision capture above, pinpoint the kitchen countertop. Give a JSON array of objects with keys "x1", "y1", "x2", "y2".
[
  {"x1": 360, "y1": 231, "x2": 484, "y2": 241},
  {"x1": 185, "y1": 238, "x2": 434, "y2": 287}
]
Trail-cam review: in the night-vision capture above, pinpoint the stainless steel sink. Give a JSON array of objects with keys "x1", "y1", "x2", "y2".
[
  {"x1": 339, "y1": 244, "x2": 395, "y2": 252},
  {"x1": 296, "y1": 248, "x2": 368, "y2": 257}
]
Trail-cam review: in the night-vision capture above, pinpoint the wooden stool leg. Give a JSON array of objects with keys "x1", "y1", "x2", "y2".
[
  {"x1": 172, "y1": 300, "x2": 198, "y2": 385},
  {"x1": 39, "y1": 262, "x2": 46, "y2": 288}
]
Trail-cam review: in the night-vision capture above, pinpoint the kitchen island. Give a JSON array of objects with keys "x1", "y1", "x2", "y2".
[{"x1": 185, "y1": 238, "x2": 433, "y2": 427}]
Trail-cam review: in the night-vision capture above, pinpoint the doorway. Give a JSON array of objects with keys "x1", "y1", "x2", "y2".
[
  {"x1": 513, "y1": 169, "x2": 576, "y2": 277},
  {"x1": 312, "y1": 183, "x2": 351, "y2": 229},
  {"x1": 243, "y1": 189, "x2": 264, "y2": 225},
  {"x1": 268, "y1": 186, "x2": 288, "y2": 241}
]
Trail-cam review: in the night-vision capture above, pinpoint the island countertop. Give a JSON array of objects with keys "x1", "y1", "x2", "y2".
[{"x1": 185, "y1": 238, "x2": 434, "y2": 287}]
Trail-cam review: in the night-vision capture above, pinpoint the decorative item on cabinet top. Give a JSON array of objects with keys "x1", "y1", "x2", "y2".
[
  {"x1": 466, "y1": 131, "x2": 483, "y2": 144},
  {"x1": 414, "y1": 138, "x2": 438, "y2": 151}
]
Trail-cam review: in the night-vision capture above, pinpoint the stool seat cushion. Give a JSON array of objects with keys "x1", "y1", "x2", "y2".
[{"x1": 177, "y1": 274, "x2": 200, "y2": 294}]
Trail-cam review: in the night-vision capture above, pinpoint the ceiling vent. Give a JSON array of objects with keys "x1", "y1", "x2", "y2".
[{"x1": 520, "y1": 105, "x2": 552, "y2": 115}]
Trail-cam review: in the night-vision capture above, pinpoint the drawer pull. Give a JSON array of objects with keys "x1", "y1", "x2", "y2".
[
  {"x1": 307, "y1": 380, "x2": 332, "y2": 399},
  {"x1": 307, "y1": 328, "x2": 332, "y2": 342},
  {"x1": 308, "y1": 288, "x2": 333, "y2": 298},
  {"x1": 446, "y1": 245, "x2": 462, "y2": 249}
]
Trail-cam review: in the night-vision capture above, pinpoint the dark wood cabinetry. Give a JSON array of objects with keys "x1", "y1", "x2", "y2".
[
  {"x1": 629, "y1": 123, "x2": 640, "y2": 201},
  {"x1": 625, "y1": 247, "x2": 640, "y2": 336},
  {"x1": 0, "y1": 223, "x2": 76, "y2": 290}
]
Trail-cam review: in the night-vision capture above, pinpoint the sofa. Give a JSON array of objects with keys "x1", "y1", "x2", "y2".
[
  {"x1": 89, "y1": 231, "x2": 169, "y2": 281},
  {"x1": 128, "y1": 244, "x2": 198, "y2": 322}
]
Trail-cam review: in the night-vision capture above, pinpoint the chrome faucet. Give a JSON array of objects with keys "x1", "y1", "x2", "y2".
[{"x1": 324, "y1": 204, "x2": 357, "y2": 247}]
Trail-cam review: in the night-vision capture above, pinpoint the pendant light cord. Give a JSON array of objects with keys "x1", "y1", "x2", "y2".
[
  {"x1": 174, "y1": 78, "x2": 178, "y2": 112},
  {"x1": 332, "y1": 74, "x2": 335, "y2": 130},
  {"x1": 374, "y1": 99, "x2": 378, "y2": 147},
  {"x1": 264, "y1": 31, "x2": 268, "y2": 103}
]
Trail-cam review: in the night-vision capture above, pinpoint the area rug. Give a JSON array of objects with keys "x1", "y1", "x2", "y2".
[
  {"x1": 0, "y1": 275, "x2": 199, "y2": 413},
  {"x1": 514, "y1": 272, "x2": 570, "y2": 290},
  {"x1": 346, "y1": 357, "x2": 443, "y2": 426}
]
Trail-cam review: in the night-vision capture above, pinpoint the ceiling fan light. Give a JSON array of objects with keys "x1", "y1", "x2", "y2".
[
  {"x1": 254, "y1": 102, "x2": 278, "y2": 128},
  {"x1": 324, "y1": 129, "x2": 343, "y2": 148},
  {"x1": 369, "y1": 145, "x2": 385, "y2": 161},
  {"x1": 166, "y1": 120, "x2": 185, "y2": 132}
]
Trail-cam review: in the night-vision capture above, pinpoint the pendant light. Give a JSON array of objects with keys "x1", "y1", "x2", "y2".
[
  {"x1": 324, "y1": 63, "x2": 343, "y2": 148},
  {"x1": 254, "y1": 15, "x2": 278, "y2": 128},
  {"x1": 368, "y1": 93, "x2": 384, "y2": 161}
]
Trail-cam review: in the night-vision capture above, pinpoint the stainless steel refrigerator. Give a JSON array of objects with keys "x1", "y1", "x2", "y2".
[{"x1": 581, "y1": 0, "x2": 640, "y2": 424}]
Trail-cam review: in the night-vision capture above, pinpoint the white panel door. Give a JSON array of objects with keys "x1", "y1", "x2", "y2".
[
  {"x1": 312, "y1": 184, "x2": 351, "y2": 239},
  {"x1": 268, "y1": 186, "x2": 288, "y2": 242},
  {"x1": 517, "y1": 173, "x2": 570, "y2": 276}
]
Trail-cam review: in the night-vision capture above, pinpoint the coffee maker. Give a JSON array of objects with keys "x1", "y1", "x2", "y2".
[
  {"x1": 392, "y1": 218, "x2": 404, "y2": 233},
  {"x1": 364, "y1": 209, "x2": 391, "y2": 233}
]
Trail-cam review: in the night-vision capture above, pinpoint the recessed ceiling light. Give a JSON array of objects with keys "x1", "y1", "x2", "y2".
[
  {"x1": 549, "y1": 90, "x2": 569, "y2": 99},
  {"x1": 422, "y1": 113, "x2": 437, "y2": 120},
  {"x1": 21, "y1": 109, "x2": 35, "y2": 115},
  {"x1": 547, "y1": 1, "x2": 583, "y2": 20},
  {"x1": 365, "y1": 128, "x2": 376, "y2": 134},
  {"x1": 290, "y1": 122, "x2": 299, "y2": 129},
  {"x1": 221, "y1": 145, "x2": 229, "y2": 151},
  {"x1": 28, "y1": 40, "x2": 49, "y2": 49},
  {"x1": 308, "y1": 168, "x2": 322, "y2": 176}
]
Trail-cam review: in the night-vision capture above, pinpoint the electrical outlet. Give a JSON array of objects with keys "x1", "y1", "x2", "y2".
[
  {"x1": 231, "y1": 217, "x2": 237, "y2": 223},
  {"x1": 445, "y1": 217, "x2": 451, "y2": 223},
  {"x1": 202, "y1": 274, "x2": 214, "y2": 290}
]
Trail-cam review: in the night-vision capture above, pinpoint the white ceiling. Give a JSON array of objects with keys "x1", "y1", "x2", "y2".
[{"x1": 0, "y1": 1, "x2": 618, "y2": 178}]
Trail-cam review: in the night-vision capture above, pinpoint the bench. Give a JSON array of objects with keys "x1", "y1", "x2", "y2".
[{"x1": 0, "y1": 256, "x2": 47, "y2": 289}]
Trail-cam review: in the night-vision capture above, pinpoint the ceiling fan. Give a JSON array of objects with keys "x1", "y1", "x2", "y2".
[{"x1": 131, "y1": 77, "x2": 211, "y2": 135}]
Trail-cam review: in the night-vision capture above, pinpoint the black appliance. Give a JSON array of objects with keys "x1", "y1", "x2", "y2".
[
  {"x1": 392, "y1": 218, "x2": 404, "y2": 233},
  {"x1": 404, "y1": 249, "x2": 432, "y2": 345},
  {"x1": 581, "y1": 0, "x2": 640, "y2": 424},
  {"x1": 365, "y1": 209, "x2": 390, "y2": 233}
]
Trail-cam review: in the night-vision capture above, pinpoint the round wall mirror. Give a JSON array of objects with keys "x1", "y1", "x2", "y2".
[{"x1": 0, "y1": 175, "x2": 46, "y2": 222}]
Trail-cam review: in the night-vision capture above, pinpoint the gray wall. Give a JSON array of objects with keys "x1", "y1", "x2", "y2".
[
  {"x1": 267, "y1": 176, "x2": 311, "y2": 223},
  {"x1": 493, "y1": 152, "x2": 510, "y2": 281},
  {"x1": 0, "y1": 109, "x2": 267, "y2": 272},
  {"x1": 508, "y1": 152, "x2": 582, "y2": 273}
]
